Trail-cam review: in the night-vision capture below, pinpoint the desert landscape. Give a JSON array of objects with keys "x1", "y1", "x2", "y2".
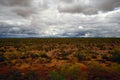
[
  {"x1": 0, "y1": 0, "x2": 120, "y2": 80},
  {"x1": 0, "y1": 38, "x2": 120, "y2": 80}
]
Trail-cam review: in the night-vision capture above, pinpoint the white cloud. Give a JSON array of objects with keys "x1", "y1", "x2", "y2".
[{"x1": 0, "y1": 0, "x2": 120, "y2": 37}]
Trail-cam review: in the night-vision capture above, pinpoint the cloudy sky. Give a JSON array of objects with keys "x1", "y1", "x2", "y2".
[{"x1": 0, "y1": 0, "x2": 120, "y2": 37}]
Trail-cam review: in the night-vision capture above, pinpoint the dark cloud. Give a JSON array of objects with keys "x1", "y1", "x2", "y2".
[
  {"x1": 0, "y1": 0, "x2": 31, "y2": 6},
  {"x1": 12, "y1": 8, "x2": 35, "y2": 17},
  {"x1": 0, "y1": 0, "x2": 36, "y2": 18},
  {"x1": 0, "y1": 22, "x2": 39, "y2": 37},
  {"x1": 58, "y1": 0, "x2": 120, "y2": 14}
]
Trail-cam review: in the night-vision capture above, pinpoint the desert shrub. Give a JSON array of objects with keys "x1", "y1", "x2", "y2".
[
  {"x1": 7, "y1": 69, "x2": 22, "y2": 80},
  {"x1": 25, "y1": 70, "x2": 38, "y2": 80},
  {"x1": 88, "y1": 62, "x2": 113, "y2": 80},
  {"x1": 44, "y1": 48, "x2": 49, "y2": 52},
  {"x1": 61, "y1": 56, "x2": 68, "y2": 60},
  {"x1": 60, "y1": 50, "x2": 71, "y2": 56},
  {"x1": 96, "y1": 44, "x2": 105, "y2": 50},
  {"x1": 54, "y1": 50, "x2": 69, "y2": 60},
  {"x1": 49, "y1": 71, "x2": 65, "y2": 80},
  {"x1": 60, "y1": 52, "x2": 68, "y2": 57},
  {"x1": 60, "y1": 64, "x2": 88, "y2": 80},
  {"x1": 110, "y1": 64, "x2": 120, "y2": 79},
  {"x1": 39, "y1": 78, "x2": 45, "y2": 80},
  {"x1": 75, "y1": 52, "x2": 85, "y2": 61},
  {"x1": 0, "y1": 52, "x2": 4, "y2": 56},
  {"x1": 7, "y1": 53, "x2": 17, "y2": 60},
  {"x1": 89, "y1": 51, "x2": 98, "y2": 55},
  {"x1": 56, "y1": 56, "x2": 68, "y2": 60},
  {"x1": 38, "y1": 52, "x2": 49, "y2": 59},
  {"x1": 110, "y1": 49, "x2": 120, "y2": 63},
  {"x1": 0, "y1": 53, "x2": 5, "y2": 62},
  {"x1": 19, "y1": 53, "x2": 28, "y2": 59},
  {"x1": 30, "y1": 53, "x2": 39, "y2": 59},
  {"x1": 38, "y1": 52, "x2": 51, "y2": 63},
  {"x1": 91, "y1": 55, "x2": 97, "y2": 59},
  {"x1": 40, "y1": 53, "x2": 48, "y2": 58},
  {"x1": 38, "y1": 57, "x2": 51, "y2": 63},
  {"x1": 0, "y1": 74, "x2": 5, "y2": 80},
  {"x1": 102, "y1": 54, "x2": 110, "y2": 61},
  {"x1": 8, "y1": 52, "x2": 26, "y2": 59},
  {"x1": 0, "y1": 47, "x2": 6, "y2": 52}
]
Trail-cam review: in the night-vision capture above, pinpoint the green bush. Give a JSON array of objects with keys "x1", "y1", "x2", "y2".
[
  {"x1": 49, "y1": 71, "x2": 65, "y2": 80},
  {"x1": 88, "y1": 62, "x2": 113, "y2": 80},
  {"x1": 75, "y1": 53, "x2": 85, "y2": 61},
  {"x1": 110, "y1": 64, "x2": 120, "y2": 78},
  {"x1": 25, "y1": 70, "x2": 38, "y2": 80},
  {"x1": 60, "y1": 64, "x2": 88, "y2": 80},
  {"x1": 110, "y1": 49, "x2": 120, "y2": 63}
]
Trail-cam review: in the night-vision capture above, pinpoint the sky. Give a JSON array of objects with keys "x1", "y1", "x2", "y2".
[{"x1": 0, "y1": 0, "x2": 120, "y2": 38}]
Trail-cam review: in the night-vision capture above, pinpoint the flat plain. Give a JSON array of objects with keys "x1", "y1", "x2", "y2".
[{"x1": 0, "y1": 38, "x2": 120, "y2": 80}]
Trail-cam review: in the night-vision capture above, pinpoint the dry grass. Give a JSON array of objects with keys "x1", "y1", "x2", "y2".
[{"x1": 0, "y1": 38, "x2": 120, "y2": 80}]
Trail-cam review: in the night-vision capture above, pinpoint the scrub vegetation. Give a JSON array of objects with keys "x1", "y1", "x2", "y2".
[{"x1": 0, "y1": 38, "x2": 120, "y2": 80}]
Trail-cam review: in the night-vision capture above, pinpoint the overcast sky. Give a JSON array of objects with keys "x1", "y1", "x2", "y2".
[{"x1": 0, "y1": 0, "x2": 120, "y2": 37}]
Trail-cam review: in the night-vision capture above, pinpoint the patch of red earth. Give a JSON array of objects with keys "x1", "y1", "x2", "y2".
[{"x1": 0, "y1": 66, "x2": 10, "y2": 75}]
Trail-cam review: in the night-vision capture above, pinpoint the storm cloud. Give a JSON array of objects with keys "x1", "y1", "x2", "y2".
[
  {"x1": 0, "y1": 0, "x2": 31, "y2": 6},
  {"x1": 58, "y1": 0, "x2": 120, "y2": 14},
  {"x1": 0, "y1": 0, "x2": 120, "y2": 37},
  {"x1": 0, "y1": 0, "x2": 38, "y2": 17}
]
